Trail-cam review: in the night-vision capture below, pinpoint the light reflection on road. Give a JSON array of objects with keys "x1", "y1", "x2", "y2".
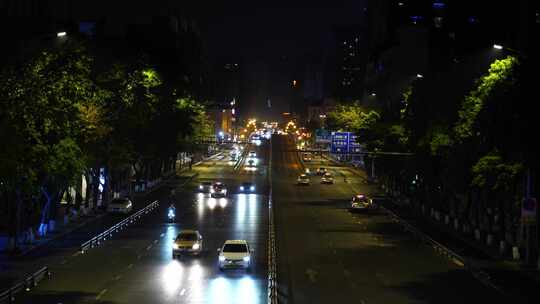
[
  {"x1": 156, "y1": 190, "x2": 265, "y2": 303},
  {"x1": 162, "y1": 260, "x2": 184, "y2": 296},
  {"x1": 209, "y1": 276, "x2": 261, "y2": 304}
]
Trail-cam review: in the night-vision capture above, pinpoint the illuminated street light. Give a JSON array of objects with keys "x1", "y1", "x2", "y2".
[
  {"x1": 416, "y1": 74, "x2": 423, "y2": 78},
  {"x1": 371, "y1": 92, "x2": 376, "y2": 96},
  {"x1": 493, "y1": 44, "x2": 503, "y2": 50},
  {"x1": 57, "y1": 32, "x2": 67, "y2": 37}
]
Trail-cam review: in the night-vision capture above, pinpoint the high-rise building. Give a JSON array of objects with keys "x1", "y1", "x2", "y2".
[{"x1": 333, "y1": 26, "x2": 368, "y2": 102}]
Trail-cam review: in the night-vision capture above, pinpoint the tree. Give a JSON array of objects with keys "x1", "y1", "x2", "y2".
[{"x1": 0, "y1": 40, "x2": 101, "y2": 241}]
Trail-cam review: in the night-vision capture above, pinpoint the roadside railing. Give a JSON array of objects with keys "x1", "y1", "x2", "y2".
[
  {"x1": 80, "y1": 200, "x2": 159, "y2": 253},
  {"x1": 233, "y1": 147, "x2": 248, "y2": 171},
  {"x1": 0, "y1": 266, "x2": 51, "y2": 304}
]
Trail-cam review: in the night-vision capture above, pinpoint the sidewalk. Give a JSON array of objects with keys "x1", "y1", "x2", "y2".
[{"x1": 323, "y1": 154, "x2": 540, "y2": 302}]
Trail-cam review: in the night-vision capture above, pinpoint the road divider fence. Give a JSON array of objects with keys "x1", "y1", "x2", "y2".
[
  {"x1": 267, "y1": 139, "x2": 278, "y2": 304},
  {"x1": 80, "y1": 200, "x2": 159, "y2": 253},
  {"x1": 0, "y1": 266, "x2": 51, "y2": 304}
]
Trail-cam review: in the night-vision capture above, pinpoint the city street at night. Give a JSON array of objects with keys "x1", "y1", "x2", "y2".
[
  {"x1": 10, "y1": 147, "x2": 269, "y2": 304},
  {"x1": 1, "y1": 1, "x2": 538, "y2": 303}
]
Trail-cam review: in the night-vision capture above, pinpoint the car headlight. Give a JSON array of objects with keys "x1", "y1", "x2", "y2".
[
  {"x1": 219, "y1": 256, "x2": 225, "y2": 261},
  {"x1": 199, "y1": 185, "x2": 203, "y2": 189},
  {"x1": 173, "y1": 243, "x2": 179, "y2": 249},
  {"x1": 243, "y1": 256, "x2": 251, "y2": 262},
  {"x1": 250, "y1": 186, "x2": 255, "y2": 191},
  {"x1": 240, "y1": 186, "x2": 244, "y2": 191},
  {"x1": 192, "y1": 243, "x2": 200, "y2": 250}
]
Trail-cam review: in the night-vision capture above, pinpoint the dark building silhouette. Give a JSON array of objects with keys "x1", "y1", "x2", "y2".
[{"x1": 333, "y1": 25, "x2": 369, "y2": 102}]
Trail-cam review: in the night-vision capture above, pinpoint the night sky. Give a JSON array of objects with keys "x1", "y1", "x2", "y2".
[
  {"x1": 76, "y1": 1, "x2": 366, "y2": 58},
  {"x1": 73, "y1": 0, "x2": 368, "y2": 119}
]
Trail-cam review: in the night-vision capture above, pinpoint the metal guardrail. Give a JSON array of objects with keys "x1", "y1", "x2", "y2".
[
  {"x1": 268, "y1": 139, "x2": 278, "y2": 304},
  {"x1": 80, "y1": 200, "x2": 159, "y2": 253},
  {"x1": 233, "y1": 147, "x2": 248, "y2": 171},
  {"x1": 0, "y1": 266, "x2": 51, "y2": 304},
  {"x1": 268, "y1": 188, "x2": 278, "y2": 303},
  {"x1": 381, "y1": 205, "x2": 503, "y2": 293}
]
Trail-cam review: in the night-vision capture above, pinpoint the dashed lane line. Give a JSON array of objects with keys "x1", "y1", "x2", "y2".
[{"x1": 96, "y1": 288, "x2": 108, "y2": 300}]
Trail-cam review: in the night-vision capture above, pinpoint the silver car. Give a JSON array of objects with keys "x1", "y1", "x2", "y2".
[{"x1": 107, "y1": 198, "x2": 133, "y2": 214}]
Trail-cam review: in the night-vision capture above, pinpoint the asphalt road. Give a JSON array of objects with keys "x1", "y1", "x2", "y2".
[
  {"x1": 272, "y1": 135, "x2": 509, "y2": 304},
  {"x1": 13, "y1": 144, "x2": 269, "y2": 304}
]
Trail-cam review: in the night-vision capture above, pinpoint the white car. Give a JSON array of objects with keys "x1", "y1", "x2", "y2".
[
  {"x1": 316, "y1": 167, "x2": 327, "y2": 175},
  {"x1": 172, "y1": 230, "x2": 203, "y2": 257},
  {"x1": 107, "y1": 198, "x2": 133, "y2": 214},
  {"x1": 210, "y1": 182, "x2": 227, "y2": 198},
  {"x1": 248, "y1": 151, "x2": 257, "y2": 158},
  {"x1": 198, "y1": 181, "x2": 213, "y2": 193},
  {"x1": 239, "y1": 182, "x2": 256, "y2": 193},
  {"x1": 350, "y1": 194, "x2": 375, "y2": 211},
  {"x1": 297, "y1": 174, "x2": 310, "y2": 185},
  {"x1": 218, "y1": 240, "x2": 253, "y2": 271},
  {"x1": 321, "y1": 172, "x2": 334, "y2": 184}
]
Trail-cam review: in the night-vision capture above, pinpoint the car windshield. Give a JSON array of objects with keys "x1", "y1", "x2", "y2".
[
  {"x1": 176, "y1": 233, "x2": 198, "y2": 241},
  {"x1": 223, "y1": 243, "x2": 248, "y2": 253},
  {"x1": 202, "y1": 182, "x2": 212, "y2": 186},
  {"x1": 324, "y1": 173, "x2": 332, "y2": 177},
  {"x1": 353, "y1": 196, "x2": 368, "y2": 203},
  {"x1": 242, "y1": 182, "x2": 253, "y2": 186}
]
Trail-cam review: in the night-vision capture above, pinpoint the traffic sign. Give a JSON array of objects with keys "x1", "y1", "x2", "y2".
[{"x1": 315, "y1": 129, "x2": 331, "y2": 143}]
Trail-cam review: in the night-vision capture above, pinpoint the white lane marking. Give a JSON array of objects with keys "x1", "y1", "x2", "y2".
[
  {"x1": 146, "y1": 245, "x2": 152, "y2": 250},
  {"x1": 160, "y1": 233, "x2": 165, "y2": 238},
  {"x1": 96, "y1": 289, "x2": 108, "y2": 300},
  {"x1": 180, "y1": 288, "x2": 186, "y2": 296},
  {"x1": 137, "y1": 255, "x2": 142, "y2": 259},
  {"x1": 114, "y1": 275, "x2": 122, "y2": 281},
  {"x1": 453, "y1": 258, "x2": 464, "y2": 267},
  {"x1": 72, "y1": 252, "x2": 81, "y2": 257},
  {"x1": 127, "y1": 263, "x2": 134, "y2": 269},
  {"x1": 60, "y1": 260, "x2": 67, "y2": 265}
]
